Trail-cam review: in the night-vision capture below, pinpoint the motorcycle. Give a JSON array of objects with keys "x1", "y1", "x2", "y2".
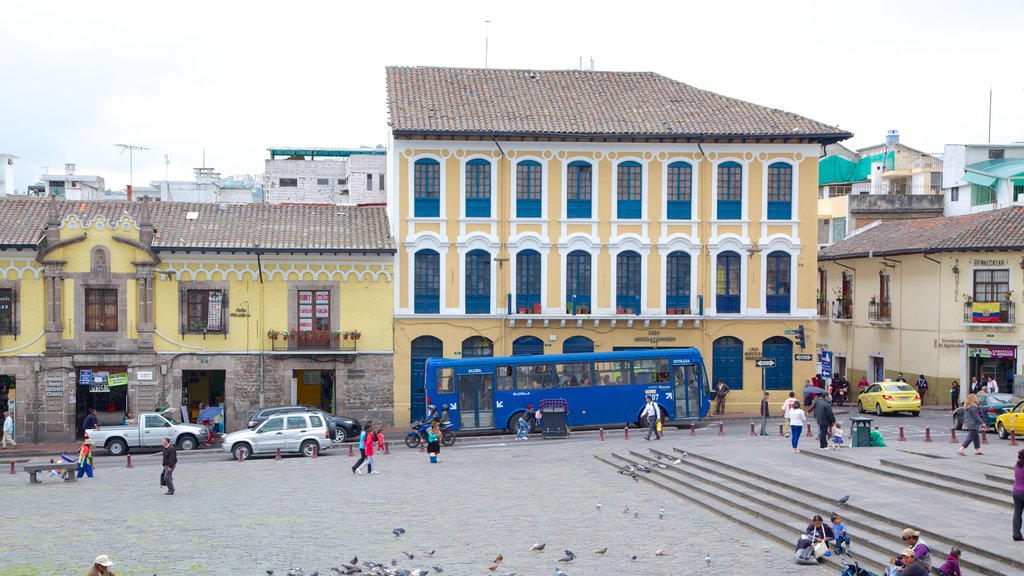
[
  {"x1": 834, "y1": 386, "x2": 848, "y2": 407},
  {"x1": 404, "y1": 419, "x2": 456, "y2": 448}
]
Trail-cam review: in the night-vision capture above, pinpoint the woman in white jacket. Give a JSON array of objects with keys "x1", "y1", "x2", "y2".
[{"x1": 788, "y1": 401, "x2": 807, "y2": 453}]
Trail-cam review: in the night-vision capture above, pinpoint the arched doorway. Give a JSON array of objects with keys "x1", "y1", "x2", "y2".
[
  {"x1": 512, "y1": 335, "x2": 544, "y2": 356},
  {"x1": 762, "y1": 336, "x2": 793, "y2": 391},
  {"x1": 563, "y1": 335, "x2": 594, "y2": 354},
  {"x1": 410, "y1": 336, "x2": 443, "y2": 422},
  {"x1": 712, "y1": 336, "x2": 743, "y2": 391}
]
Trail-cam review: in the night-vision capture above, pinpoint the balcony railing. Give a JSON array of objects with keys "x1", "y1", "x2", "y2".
[
  {"x1": 963, "y1": 301, "x2": 1015, "y2": 324},
  {"x1": 269, "y1": 332, "x2": 358, "y2": 351},
  {"x1": 832, "y1": 298, "x2": 853, "y2": 320},
  {"x1": 817, "y1": 297, "x2": 828, "y2": 317},
  {"x1": 868, "y1": 300, "x2": 892, "y2": 323}
]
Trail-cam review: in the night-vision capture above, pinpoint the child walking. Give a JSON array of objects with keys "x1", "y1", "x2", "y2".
[
  {"x1": 831, "y1": 422, "x2": 845, "y2": 449},
  {"x1": 516, "y1": 413, "x2": 529, "y2": 440},
  {"x1": 360, "y1": 428, "x2": 378, "y2": 474},
  {"x1": 427, "y1": 418, "x2": 442, "y2": 463}
]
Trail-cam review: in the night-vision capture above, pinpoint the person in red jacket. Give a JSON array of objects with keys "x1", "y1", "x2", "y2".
[{"x1": 361, "y1": 428, "x2": 378, "y2": 475}]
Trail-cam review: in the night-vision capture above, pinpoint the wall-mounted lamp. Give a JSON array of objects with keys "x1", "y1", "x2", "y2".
[
  {"x1": 156, "y1": 270, "x2": 177, "y2": 281},
  {"x1": 1019, "y1": 256, "x2": 1024, "y2": 271},
  {"x1": 952, "y1": 263, "x2": 959, "y2": 275}
]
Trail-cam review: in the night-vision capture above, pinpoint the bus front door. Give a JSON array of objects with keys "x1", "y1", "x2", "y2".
[
  {"x1": 674, "y1": 365, "x2": 700, "y2": 418},
  {"x1": 457, "y1": 374, "x2": 494, "y2": 429}
]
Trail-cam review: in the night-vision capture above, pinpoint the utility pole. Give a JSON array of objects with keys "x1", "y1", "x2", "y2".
[
  {"x1": 484, "y1": 17, "x2": 490, "y2": 68},
  {"x1": 988, "y1": 87, "x2": 993, "y2": 144},
  {"x1": 114, "y1": 143, "x2": 150, "y2": 191}
]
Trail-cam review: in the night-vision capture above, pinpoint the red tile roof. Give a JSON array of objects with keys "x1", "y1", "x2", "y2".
[{"x1": 386, "y1": 66, "x2": 852, "y2": 142}]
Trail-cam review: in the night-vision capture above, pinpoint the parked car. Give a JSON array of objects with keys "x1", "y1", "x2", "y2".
[
  {"x1": 857, "y1": 381, "x2": 921, "y2": 416},
  {"x1": 953, "y1": 393, "x2": 1017, "y2": 429},
  {"x1": 994, "y1": 400, "x2": 1024, "y2": 439},
  {"x1": 246, "y1": 405, "x2": 360, "y2": 443},
  {"x1": 223, "y1": 411, "x2": 332, "y2": 459},
  {"x1": 85, "y1": 411, "x2": 211, "y2": 456}
]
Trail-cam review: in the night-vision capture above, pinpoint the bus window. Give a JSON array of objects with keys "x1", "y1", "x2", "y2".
[
  {"x1": 495, "y1": 366, "x2": 514, "y2": 391},
  {"x1": 437, "y1": 368, "x2": 455, "y2": 392},
  {"x1": 516, "y1": 364, "x2": 553, "y2": 389},
  {"x1": 634, "y1": 358, "x2": 671, "y2": 385},
  {"x1": 555, "y1": 362, "x2": 591, "y2": 387},
  {"x1": 595, "y1": 360, "x2": 631, "y2": 386}
]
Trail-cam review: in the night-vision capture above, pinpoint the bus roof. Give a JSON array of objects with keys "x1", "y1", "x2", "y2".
[{"x1": 423, "y1": 348, "x2": 702, "y2": 370}]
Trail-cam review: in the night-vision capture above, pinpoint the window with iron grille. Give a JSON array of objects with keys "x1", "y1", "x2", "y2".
[
  {"x1": 465, "y1": 159, "x2": 491, "y2": 217},
  {"x1": 516, "y1": 161, "x2": 542, "y2": 217},
  {"x1": 85, "y1": 288, "x2": 118, "y2": 332},
  {"x1": 617, "y1": 161, "x2": 642, "y2": 219},
  {"x1": 566, "y1": 250, "x2": 591, "y2": 310},
  {"x1": 667, "y1": 161, "x2": 692, "y2": 219},
  {"x1": 765, "y1": 251, "x2": 791, "y2": 313},
  {"x1": 716, "y1": 252, "x2": 741, "y2": 313},
  {"x1": 566, "y1": 161, "x2": 592, "y2": 219},
  {"x1": 767, "y1": 163, "x2": 793, "y2": 220},
  {"x1": 414, "y1": 250, "x2": 440, "y2": 313},
  {"x1": 185, "y1": 289, "x2": 225, "y2": 332},
  {"x1": 973, "y1": 269, "x2": 1009, "y2": 302},
  {"x1": 516, "y1": 250, "x2": 541, "y2": 312},
  {"x1": 616, "y1": 251, "x2": 641, "y2": 312},
  {"x1": 717, "y1": 161, "x2": 742, "y2": 219},
  {"x1": 0, "y1": 288, "x2": 14, "y2": 335},
  {"x1": 414, "y1": 159, "x2": 440, "y2": 217},
  {"x1": 666, "y1": 251, "x2": 690, "y2": 312},
  {"x1": 465, "y1": 249, "x2": 490, "y2": 314}
]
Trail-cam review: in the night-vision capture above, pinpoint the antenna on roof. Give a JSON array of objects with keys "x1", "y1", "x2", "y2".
[
  {"x1": 484, "y1": 17, "x2": 490, "y2": 68},
  {"x1": 590, "y1": 57, "x2": 594, "y2": 71},
  {"x1": 114, "y1": 143, "x2": 150, "y2": 191}
]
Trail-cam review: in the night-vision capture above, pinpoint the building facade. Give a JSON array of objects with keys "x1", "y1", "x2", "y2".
[
  {"x1": 387, "y1": 66, "x2": 852, "y2": 424},
  {"x1": 942, "y1": 144, "x2": 1024, "y2": 216},
  {"x1": 40, "y1": 163, "x2": 106, "y2": 200},
  {"x1": 817, "y1": 207, "x2": 1024, "y2": 405},
  {"x1": 0, "y1": 196, "x2": 395, "y2": 444},
  {"x1": 264, "y1": 147, "x2": 387, "y2": 205}
]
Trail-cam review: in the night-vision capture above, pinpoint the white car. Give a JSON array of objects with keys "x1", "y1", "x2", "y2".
[{"x1": 222, "y1": 411, "x2": 332, "y2": 460}]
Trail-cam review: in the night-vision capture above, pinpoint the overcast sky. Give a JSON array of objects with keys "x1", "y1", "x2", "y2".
[{"x1": 2, "y1": 0, "x2": 1022, "y2": 193}]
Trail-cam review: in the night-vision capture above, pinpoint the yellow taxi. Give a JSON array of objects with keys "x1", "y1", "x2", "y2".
[
  {"x1": 857, "y1": 381, "x2": 921, "y2": 416},
  {"x1": 994, "y1": 400, "x2": 1024, "y2": 440}
]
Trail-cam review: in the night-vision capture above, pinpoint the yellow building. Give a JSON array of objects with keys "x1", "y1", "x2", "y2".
[
  {"x1": 386, "y1": 66, "x2": 852, "y2": 423},
  {"x1": 817, "y1": 207, "x2": 1024, "y2": 405},
  {"x1": 0, "y1": 197, "x2": 394, "y2": 443}
]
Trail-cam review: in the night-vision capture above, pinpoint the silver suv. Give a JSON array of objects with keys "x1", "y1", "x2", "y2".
[{"x1": 222, "y1": 411, "x2": 332, "y2": 460}]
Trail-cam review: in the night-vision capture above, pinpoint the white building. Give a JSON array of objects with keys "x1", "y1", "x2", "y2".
[
  {"x1": 943, "y1": 143, "x2": 1024, "y2": 216},
  {"x1": 150, "y1": 167, "x2": 258, "y2": 203},
  {"x1": 40, "y1": 164, "x2": 105, "y2": 200},
  {"x1": 263, "y1": 147, "x2": 386, "y2": 204},
  {"x1": 0, "y1": 153, "x2": 16, "y2": 196}
]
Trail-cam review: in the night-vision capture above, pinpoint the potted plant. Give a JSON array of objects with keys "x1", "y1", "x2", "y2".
[
  {"x1": 267, "y1": 329, "x2": 280, "y2": 341},
  {"x1": 351, "y1": 330, "x2": 361, "y2": 340},
  {"x1": 869, "y1": 295, "x2": 877, "y2": 305},
  {"x1": 342, "y1": 331, "x2": 350, "y2": 340},
  {"x1": 1004, "y1": 289, "x2": 1014, "y2": 302}
]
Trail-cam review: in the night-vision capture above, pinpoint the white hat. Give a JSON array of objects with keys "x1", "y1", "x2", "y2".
[{"x1": 94, "y1": 555, "x2": 114, "y2": 567}]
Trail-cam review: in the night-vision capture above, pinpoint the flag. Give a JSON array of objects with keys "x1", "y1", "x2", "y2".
[{"x1": 972, "y1": 301, "x2": 1001, "y2": 323}]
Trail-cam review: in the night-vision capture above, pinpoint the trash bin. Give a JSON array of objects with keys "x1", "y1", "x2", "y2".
[
  {"x1": 540, "y1": 398, "x2": 569, "y2": 439},
  {"x1": 850, "y1": 416, "x2": 873, "y2": 447}
]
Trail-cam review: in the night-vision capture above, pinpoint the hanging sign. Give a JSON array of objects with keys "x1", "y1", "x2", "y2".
[
  {"x1": 79, "y1": 369, "x2": 93, "y2": 386},
  {"x1": 108, "y1": 373, "x2": 129, "y2": 387},
  {"x1": 206, "y1": 291, "x2": 222, "y2": 331}
]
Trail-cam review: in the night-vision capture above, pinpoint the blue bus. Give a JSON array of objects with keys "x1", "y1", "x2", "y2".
[{"x1": 423, "y1": 348, "x2": 710, "y2": 432}]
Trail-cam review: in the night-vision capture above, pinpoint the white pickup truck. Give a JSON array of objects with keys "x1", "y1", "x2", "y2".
[{"x1": 85, "y1": 412, "x2": 211, "y2": 456}]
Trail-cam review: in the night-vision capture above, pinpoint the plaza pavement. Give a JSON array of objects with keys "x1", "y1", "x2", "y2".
[{"x1": 1, "y1": 411, "x2": 1020, "y2": 575}]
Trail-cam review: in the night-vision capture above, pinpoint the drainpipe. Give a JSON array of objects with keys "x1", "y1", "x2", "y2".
[{"x1": 256, "y1": 246, "x2": 265, "y2": 408}]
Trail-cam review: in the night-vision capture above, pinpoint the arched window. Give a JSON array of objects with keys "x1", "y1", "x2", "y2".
[
  {"x1": 516, "y1": 160, "x2": 542, "y2": 217},
  {"x1": 566, "y1": 161, "x2": 593, "y2": 219},
  {"x1": 766, "y1": 251, "x2": 791, "y2": 314},
  {"x1": 617, "y1": 161, "x2": 642, "y2": 219},
  {"x1": 414, "y1": 159, "x2": 440, "y2": 217},
  {"x1": 616, "y1": 251, "x2": 641, "y2": 314},
  {"x1": 465, "y1": 159, "x2": 491, "y2": 217},
  {"x1": 410, "y1": 336, "x2": 443, "y2": 421},
  {"x1": 566, "y1": 250, "x2": 591, "y2": 312},
  {"x1": 516, "y1": 250, "x2": 541, "y2": 313},
  {"x1": 767, "y1": 162, "x2": 793, "y2": 220},
  {"x1": 512, "y1": 335, "x2": 544, "y2": 356},
  {"x1": 716, "y1": 251, "x2": 740, "y2": 313},
  {"x1": 667, "y1": 161, "x2": 692, "y2": 220},
  {"x1": 461, "y1": 335, "x2": 493, "y2": 358},
  {"x1": 413, "y1": 249, "x2": 440, "y2": 314},
  {"x1": 762, "y1": 336, "x2": 793, "y2": 390},
  {"x1": 712, "y1": 336, "x2": 743, "y2": 391},
  {"x1": 717, "y1": 161, "x2": 742, "y2": 220},
  {"x1": 666, "y1": 251, "x2": 691, "y2": 314},
  {"x1": 465, "y1": 249, "x2": 490, "y2": 314},
  {"x1": 563, "y1": 335, "x2": 594, "y2": 354}
]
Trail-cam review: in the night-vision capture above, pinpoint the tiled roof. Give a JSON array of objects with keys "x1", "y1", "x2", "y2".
[
  {"x1": 818, "y1": 207, "x2": 1024, "y2": 260},
  {"x1": 386, "y1": 66, "x2": 852, "y2": 142},
  {"x1": 0, "y1": 197, "x2": 395, "y2": 252}
]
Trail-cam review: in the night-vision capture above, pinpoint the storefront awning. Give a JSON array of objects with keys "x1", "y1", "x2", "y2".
[{"x1": 962, "y1": 171, "x2": 998, "y2": 188}]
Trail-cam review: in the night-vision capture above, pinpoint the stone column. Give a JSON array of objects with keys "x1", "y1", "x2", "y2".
[{"x1": 44, "y1": 265, "x2": 64, "y2": 351}]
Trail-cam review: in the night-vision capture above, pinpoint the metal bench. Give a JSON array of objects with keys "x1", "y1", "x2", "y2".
[{"x1": 24, "y1": 462, "x2": 78, "y2": 484}]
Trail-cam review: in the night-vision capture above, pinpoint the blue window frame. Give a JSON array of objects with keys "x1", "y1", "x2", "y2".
[
  {"x1": 566, "y1": 250, "x2": 591, "y2": 312},
  {"x1": 465, "y1": 249, "x2": 490, "y2": 314},
  {"x1": 717, "y1": 161, "x2": 742, "y2": 220},
  {"x1": 567, "y1": 161, "x2": 592, "y2": 219},
  {"x1": 616, "y1": 251, "x2": 641, "y2": 313},
  {"x1": 666, "y1": 251, "x2": 691, "y2": 313},
  {"x1": 465, "y1": 159, "x2": 491, "y2": 217},
  {"x1": 767, "y1": 162, "x2": 793, "y2": 220},
  {"x1": 512, "y1": 336, "x2": 544, "y2": 356},
  {"x1": 516, "y1": 161, "x2": 542, "y2": 218},
  {"x1": 462, "y1": 335, "x2": 493, "y2": 358},
  {"x1": 716, "y1": 251, "x2": 740, "y2": 313},
  {"x1": 414, "y1": 249, "x2": 440, "y2": 313},
  {"x1": 667, "y1": 161, "x2": 692, "y2": 220},
  {"x1": 766, "y1": 251, "x2": 791, "y2": 313},
  {"x1": 414, "y1": 159, "x2": 440, "y2": 217},
  {"x1": 617, "y1": 161, "x2": 642, "y2": 219},
  {"x1": 516, "y1": 250, "x2": 541, "y2": 312}
]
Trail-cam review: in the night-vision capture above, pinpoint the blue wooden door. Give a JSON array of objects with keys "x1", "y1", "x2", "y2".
[
  {"x1": 762, "y1": 336, "x2": 793, "y2": 391},
  {"x1": 410, "y1": 336, "x2": 443, "y2": 422},
  {"x1": 712, "y1": 336, "x2": 744, "y2": 391}
]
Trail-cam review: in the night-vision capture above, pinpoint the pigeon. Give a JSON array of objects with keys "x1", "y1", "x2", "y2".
[
  {"x1": 393, "y1": 529, "x2": 404, "y2": 537},
  {"x1": 554, "y1": 568, "x2": 567, "y2": 576},
  {"x1": 595, "y1": 548, "x2": 607, "y2": 555},
  {"x1": 488, "y1": 564, "x2": 498, "y2": 571},
  {"x1": 630, "y1": 555, "x2": 637, "y2": 561},
  {"x1": 834, "y1": 495, "x2": 850, "y2": 507},
  {"x1": 391, "y1": 559, "x2": 398, "y2": 566},
  {"x1": 411, "y1": 570, "x2": 428, "y2": 576},
  {"x1": 558, "y1": 550, "x2": 576, "y2": 562},
  {"x1": 432, "y1": 567, "x2": 443, "y2": 573},
  {"x1": 531, "y1": 542, "x2": 546, "y2": 551},
  {"x1": 267, "y1": 571, "x2": 274, "y2": 576},
  {"x1": 350, "y1": 558, "x2": 358, "y2": 566},
  {"x1": 655, "y1": 454, "x2": 663, "y2": 459},
  {"x1": 596, "y1": 503, "x2": 602, "y2": 510},
  {"x1": 705, "y1": 553, "x2": 712, "y2": 566},
  {"x1": 633, "y1": 511, "x2": 640, "y2": 518},
  {"x1": 403, "y1": 551, "x2": 415, "y2": 559},
  {"x1": 311, "y1": 573, "x2": 319, "y2": 576},
  {"x1": 655, "y1": 549, "x2": 666, "y2": 556},
  {"x1": 623, "y1": 505, "x2": 630, "y2": 513},
  {"x1": 672, "y1": 458, "x2": 682, "y2": 464},
  {"x1": 494, "y1": 554, "x2": 503, "y2": 562},
  {"x1": 426, "y1": 550, "x2": 436, "y2": 556}
]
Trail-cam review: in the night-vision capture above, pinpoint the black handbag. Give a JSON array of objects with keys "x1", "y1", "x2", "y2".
[{"x1": 160, "y1": 471, "x2": 166, "y2": 487}]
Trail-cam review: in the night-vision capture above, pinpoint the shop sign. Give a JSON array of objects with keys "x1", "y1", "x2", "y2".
[
  {"x1": 108, "y1": 373, "x2": 129, "y2": 387},
  {"x1": 634, "y1": 330, "x2": 677, "y2": 344},
  {"x1": 90, "y1": 371, "x2": 109, "y2": 393},
  {"x1": 938, "y1": 338, "x2": 964, "y2": 349},
  {"x1": 136, "y1": 370, "x2": 154, "y2": 381},
  {"x1": 743, "y1": 347, "x2": 762, "y2": 361},
  {"x1": 79, "y1": 369, "x2": 93, "y2": 386},
  {"x1": 970, "y1": 346, "x2": 1017, "y2": 359},
  {"x1": 45, "y1": 375, "x2": 64, "y2": 398},
  {"x1": 972, "y1": 259, "x2": 1007, "y2": 266}
]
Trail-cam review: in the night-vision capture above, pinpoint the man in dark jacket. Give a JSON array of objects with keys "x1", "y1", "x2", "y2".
[
  {"x1": 161, "y1": 437, "x2": 177, "y2": 495},
  {"x1": 812, "y1": 394, "x2": 836, "y2": 450}
]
